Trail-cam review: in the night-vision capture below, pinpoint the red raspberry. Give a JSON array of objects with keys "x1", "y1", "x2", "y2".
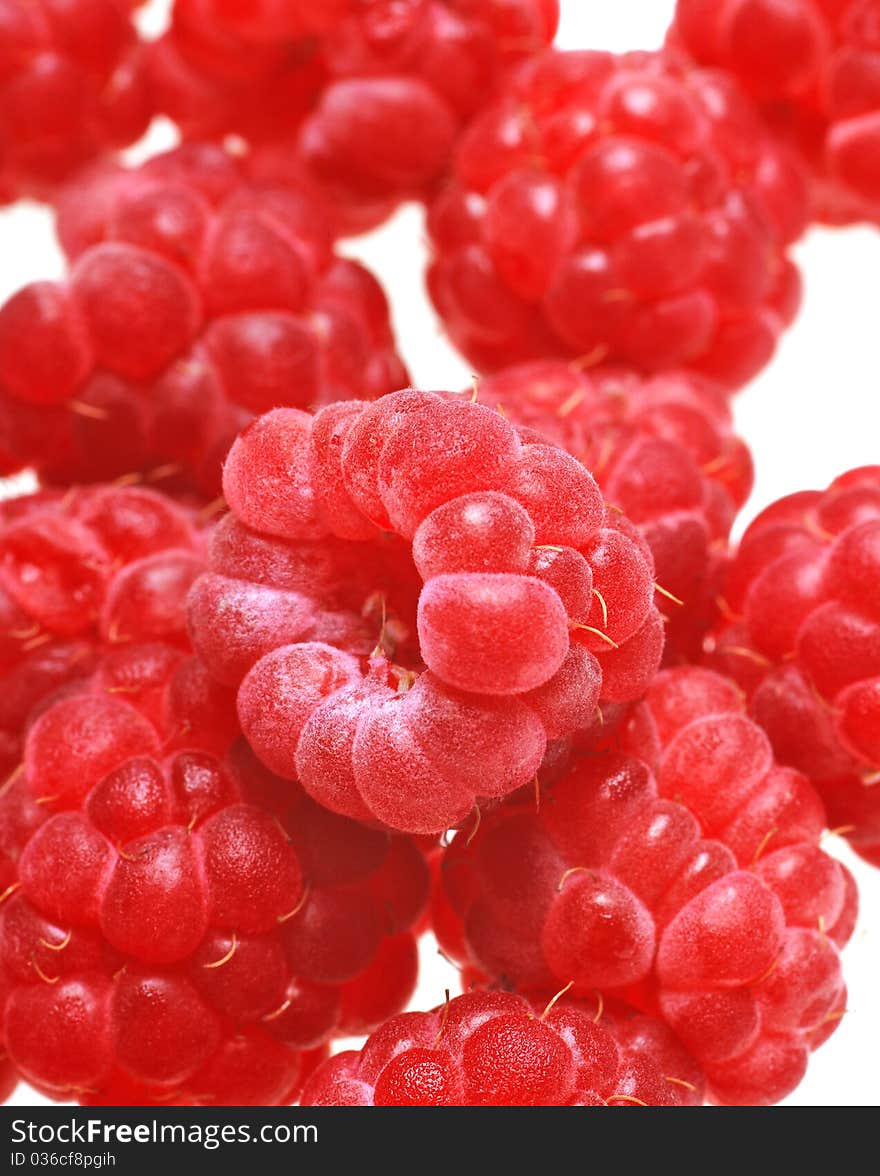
[
  {"x1": 146, "y1": 0, "x2": 331, "y2": 147},
  {"x1": 427, "y1": 47, "x2": 808, "y2": 388},
  {"x1": 670, "y1": 0, "x2": 880, "y2": 225},
  {"x1": 187, "y1": 391, "x2": 665, "y2": 834},
  {"x1": 0, "y1": 144, "x2": 406, "y2": 494},
  {"x1": 152, "y1": 1, "x2": 559, "y2": 232},
  {"x1": 437, "y1": 678, "x2": 851, "y2": 1104},
  {"x1": 0, "y1": 0, "x2": 151, "y2": 204},
  {"x1": 706, "y1": 467, "x2": 880, "y2": 865},
  {"x1": 0, "y1": 711, "x2": 428, "y2": 1103},
  {"x1": 477, "y1": 362, "x2": 753, "y2": 659},
  {"x1": 0, "y1": 1055, "x2": 16, "y2": 1104},
  {"x1": 300, "y1": 989, "x2": 704, "y2": 1106},
  {"x1": 0, "y1": 484, "x2": 224, "y2": 789}
]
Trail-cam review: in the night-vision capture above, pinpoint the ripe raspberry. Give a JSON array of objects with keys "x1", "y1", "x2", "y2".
[
  {"x1": 187, "y1": 391, "x2": 665, "y2": 834},
  {"x1": 670, "y1": 0, "x2": 880, "y2": 224},
  {"x1": 152, "y1": 1, "x2": 559, "y2": 232},
  {"x1": 0, "y1": 484, "x2": 226, "y2": 787},
  {"x1": 427, "y1": 47, "x2": 808, "y2": 388},
  {"x1": 0, "y1": 144, "x2": 406, "y2": 494},
  {"x1": 0, "y1": 1055, "x2": 16, "y2": 1103},
  {"x1": 477, "y1": 362, "x2": 753, "y2": 659},
  {"x1": 300, "y1": 989, "x2": 704, "y2": 1106},
  {"x1": 707, "y1": 467, "x2": 880, "y2": 865},
  {"x1": 0, "y1": 708, "x2": 428, "y2": 1103},
  {"x1": 438, "y1": 691, "x2": 850, "y2": 1104},
  {"x1": 0, "y1": 0, "x2": 151, "y2": 203}
]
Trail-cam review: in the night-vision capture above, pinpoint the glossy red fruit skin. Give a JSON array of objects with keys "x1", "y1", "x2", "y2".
[
  {"x1": 478, "y1": 362, "x2": 753, "y2": 660},
  {"x1": 428, "y1": 47, "x2": 808, "y2": 388},
  {"x1": 437, "y1": 710, "x2": 849, "y2": 1105},
  {"x1": 0, "y1": 0, "x2": 151, "y2": 205},
  {"x1": 152, "y1": 1, "x2": 559, "y2": 232},
  {"x1": 0, "y1": 143, "x2": 407, "y2": 494},
  {"x1": 187, "y1": 390, "x2": 665, "y2": 835},
  {"x1": 706, "y1": 467, "x2": 880, "y2": 865},
  {"x1": 0, "y1": 714, "x2": 428, "y2": 1104},
  {"x1": 670, "y1": 0, "x2": 880, "y2": 225},
  {"x1": 300, "y1": 989, "x2": 704, "y2": 1106}
]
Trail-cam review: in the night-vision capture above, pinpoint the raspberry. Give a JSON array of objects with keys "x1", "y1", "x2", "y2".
[
  {"x1": 0, "y1": 1055, "x2": 17, "y2": 1104},
  {"x1": 0, "y1": 144, "x2": 406, "y2": 494},
  {"x1": 706, "y1": 467, "x2": 880, "y2": 865},
  {"x1": 631, "y1": 668, "x2": 857, "y2": 933},
  {"x1": 187, "y1": 391, "x2": 665, "y2": 834},
  {"x1": 438, "y1": 693, "x2": 850, "y2": 1104},
  {"x1": 300, "y1": 989, "x2": 704, "y2": 1106},
  {"x1": 0, "y1": 484, "x2": 224, "y2": 782},
  {"x1": 670, "y1": 0, "x2": 880, "y2": 225},
  {"x1": 0, "y1": 0, "x2": 151, "y2": 204},
  {"x1": 153, "y1": 1, "x2": 559, "y2": 232},
  {"x1": 0, "y1": 707, "x2": 428, "y2": 1103},
  {"x1": 427, "y1": 47, "x2": 808, "y2": 388},
  {"x1": 477, "y1": 362, "x2": 753, "y2": 659},
  {"x1": 145, "y1": 0, "x2": 332, "y2": 146}
]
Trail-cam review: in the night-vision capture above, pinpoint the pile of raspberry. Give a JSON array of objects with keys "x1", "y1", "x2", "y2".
[
  {"x1": 427, "y1": 46, "x2": 808, "y2": 387},
  {"x1": 0, "y1": 0, "x2": 874, "y2": 1112},
  {"x1": 149, "y1": 0, "x2": 559, "y2": 232},
  {"x1": 670, "y1": 0, "x2": 880, "y2": 225},
  {"x1": 0, "y1": 143, "x2": 406, "y2": 493}
]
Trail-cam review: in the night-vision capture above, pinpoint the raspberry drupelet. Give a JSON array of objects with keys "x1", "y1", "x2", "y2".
[
  {"x1": 670, "y1": 0, "x2": 880, "y2": 225},
  {"x1": 707, "y1": 467, "x2": 880, "y2": 866},
  {"x1": 477, "y1": 362, "x2": 753, "y2": 660},
  {"x1": 152, "y1": 1, "x2": 559, "y2": 233},
  {"x1": 0, "y1": 484, "x2": 220, "y2": 791},
  {"x1": 437, "y1": 668, "x2": 853, "y2": 1105},
  {"x1": 0, "y1": 144, "x2": 406, "y2": 493},
  {"x1": 186, "y1": 389, "x2": 666, "y2": 835},
  {"x1": 300, "y1": 989, "x2": 704, "y2": 1106},
  {"x1": 427, "y1": 47, "x2": 809, "y2": 389},
  {"x1": 0, "y1": 0, "x2": 151, "y2": 204}
]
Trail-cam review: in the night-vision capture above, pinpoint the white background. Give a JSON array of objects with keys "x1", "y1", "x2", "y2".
[{"x1": 1, "y1": 0, "x2": 878, "y2": 1107}]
